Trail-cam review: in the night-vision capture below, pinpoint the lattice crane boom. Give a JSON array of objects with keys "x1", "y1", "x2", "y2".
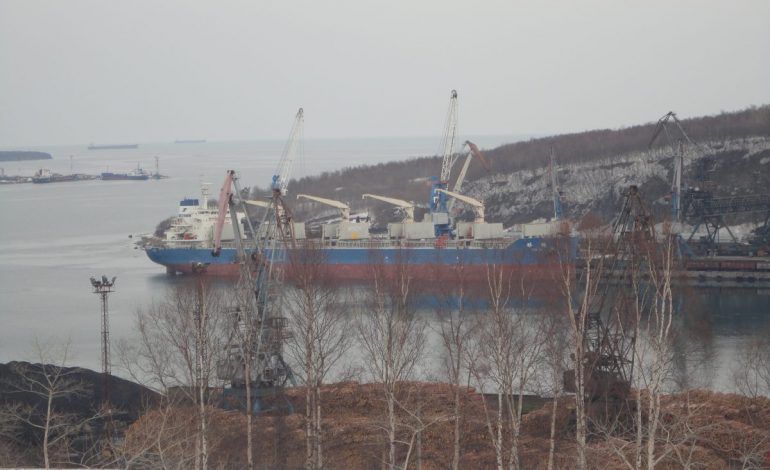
[
  {"x1": 649, "y1": 111, "x2": 697, "y2": 223},
  {"x1": 272, "y1": 107, "x2": 304, "y2": 195},
  {"x1": 439, "y1": 90, "x2": 460, "y2": 183}
]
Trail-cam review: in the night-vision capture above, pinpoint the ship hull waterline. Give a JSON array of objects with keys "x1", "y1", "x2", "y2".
[{"x1": 145, "y1": 238, "x2": 577, "y2": 283}]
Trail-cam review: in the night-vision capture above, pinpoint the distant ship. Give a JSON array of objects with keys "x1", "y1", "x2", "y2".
[
  {"x1": 32, "y1": 169, "x2": 79, "y2": 184},
  {"x1": 31, "y1": 168, "x2": 96, "y2": 184},
  {"x1": 88, "y1": 143, "x2": 139, "y2": 150},
  {"x1": 101, "y1": 165, "x2": 150, "y2": 181},
  {"x1": 174, "y1": 139, "x2": 206, "y2": 144}
]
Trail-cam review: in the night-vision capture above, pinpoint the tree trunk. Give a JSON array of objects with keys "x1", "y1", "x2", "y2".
[
  {"x1": 452, "y1": 385, "x2": 461, "y2": 470},
  {"x1": 547, "y1": 394, "x2": 558, "y2": 470},
  {"x1": 574, "y1": 343, "x2": 587, "y2": 470},
  {"x1": 496, "y1": 392, "x2": 504, "y2": 470},
  {"x1": 44, "y1": 389, "x2": 52, "y2": 469},
  {"x1": 388, "y1": 392, "x2": 396, "y2": 470},
  {"x1": 306, "y1": 379, "x2": 313, "y2": 470},
  {"x1": 315, "y1": 383, "x2": 323, "y2": 469}
]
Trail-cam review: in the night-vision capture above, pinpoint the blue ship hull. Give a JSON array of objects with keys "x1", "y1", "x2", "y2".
[{"x1": 146, "y1": 236, "x2": 576, "y2": 281}]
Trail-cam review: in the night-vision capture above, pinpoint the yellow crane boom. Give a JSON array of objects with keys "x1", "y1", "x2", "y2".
[
  {"x1": 362, "y1": 193, "x2": 415, "y2": 222},
  {"x1": 435, "y1": 188, "x2": 485, "y2": 222},
  {"x1": 296, "y1": 194, "x2": 350, "y2": 220}
]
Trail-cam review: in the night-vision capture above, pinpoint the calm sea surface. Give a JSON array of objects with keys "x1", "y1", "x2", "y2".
[{"x1": 0, "y1": 137, "x2": 768, "y2": 392}]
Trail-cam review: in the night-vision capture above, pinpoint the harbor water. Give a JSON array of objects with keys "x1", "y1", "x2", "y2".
[{"x1": 0, "y1": 138, "x2": 768, "y2": 392}]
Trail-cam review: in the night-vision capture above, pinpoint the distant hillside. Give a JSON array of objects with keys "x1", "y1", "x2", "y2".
[
  {"x1": 277, "y1": 105, "x2": 770, "y2": 227},
  {"x1": 0, "y1": 151, "x2": 52, "y2": 162}
]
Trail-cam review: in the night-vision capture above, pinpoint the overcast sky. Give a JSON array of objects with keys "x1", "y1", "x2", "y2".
[{"x1": 1, "y1": 0, "x2": 768, "y2": 146}]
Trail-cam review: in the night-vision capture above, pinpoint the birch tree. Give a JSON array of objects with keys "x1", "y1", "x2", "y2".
[
  {"x1": 434, "y1": 265, "x2": 477, "y2": 470},
  {"x1": 0, "y1": 339, "x2": 101, "y2": 469},
  {"x1": 118, "y1": 279, "x2": 227, "y2": 470},
  {"x1": 356, "y1": 252, "x2": 426, "y2": 470},
  {"x1": 560, "y1": 236, "x2": 605, "y2": 470},
  {"x1": 284, "y1": 244, "x2": 351, "y2": 470},
  {"x1": 467, "y1": 264, "x2": 542, "y2": 470}
]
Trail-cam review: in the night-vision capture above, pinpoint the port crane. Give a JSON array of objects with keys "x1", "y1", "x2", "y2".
[
  {"x1": 649, "y1": 111, "x2": 696, "y2": 224},
  {"x1": 212, "y1": 108, "x2": 304, "y2": 412},
  {"x1": 549, "y1": 150, "x2": 564, "y2": 221},
  {"x1": 362, "y1": 193, "x2": 415, "y2": 222},
  {"x1": 435, "y1": 188, "x2": 485, "y2": 223},
  {"x1": 429, "y1": 90, "x2": 490, "y2": 234},
  {"x1": 296, "y1": 194, "x2": 350, "y2": 221}
]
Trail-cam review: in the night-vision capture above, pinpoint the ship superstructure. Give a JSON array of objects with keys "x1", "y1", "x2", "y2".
[{"x1": 162, "y1": 183, "x2": 245, "y2": 247}]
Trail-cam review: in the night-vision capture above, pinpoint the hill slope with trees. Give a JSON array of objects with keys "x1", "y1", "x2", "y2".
[{"x1": 279, "y1": 105, "x2": 770, "y2": 228}]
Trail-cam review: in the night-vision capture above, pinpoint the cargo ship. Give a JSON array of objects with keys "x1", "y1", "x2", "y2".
[
  {"x1": 101, "y1": 165, "x2": 150, "y2": 181},
  {"x1": 144, "y1": 184, "x2": 576, "y2": 281},
  {"x1": 88, "y1": 143, "x2": 139, "y2": 150},
  {"x1": 31, "y1": 168, "x2": 96, "y2": 183}
]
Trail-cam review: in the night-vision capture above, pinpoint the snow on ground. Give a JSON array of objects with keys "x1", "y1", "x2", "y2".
[{"x1": 464, "y1": 137, "x2": 770, "y2": 226}]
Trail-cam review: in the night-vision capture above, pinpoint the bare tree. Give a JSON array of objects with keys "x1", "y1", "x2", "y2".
[
  {"x1": 732, "y1": 332, "x2": 770, "y2": 399},
  {"x1": 0, "y1": 339, "x2": 103, "y2": 469},
  {"x1": 560, "y1": 236, "x2": 605, "y2": 470},
  {"x1": 356, "y1": 251, "x2": 426, "y2": 470},
  {"x1": 116, "y1": 394, "x2": 203, "y2": 470},
  {"x1": 631, "y1": 230, "x2": 678, "y2": 470},
  {"x1": 535, "y1": 307, "x2": 571, "y2": 470},
  {"x1": 467, "y1": 264, "x2": 542, "y2": 470},
  {"x1": 284, "y1": 244, "x2": 352, "y2": 470},
  {"x1": 433, "y1": 264, "x2": 477, "y2": 470},
  {"x1": 117, "y1": 279, "x2": 227, "y2": 470}
]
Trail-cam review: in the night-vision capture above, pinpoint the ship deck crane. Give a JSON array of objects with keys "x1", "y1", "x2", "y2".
[
  {"x1": 245, "y1": 199, "x2": 271, "y2": 209},
  {"x1": 435, "y1": 188, "x2": 485, "y2": 223},
  {"x1": 429, "y1": 91, "x2": 491, "y2": 235},
  {"x1": 362, "y1": 193, "x2": 414, "y2": 222},
  {"x1": 451, "y1": 140, "x2": 490, "y2": 194},
  {"x1": 296, "y1": 194, "x2": 350, "y2": 221},
  {"x1": 448, "y1": 140, "x2": 490, "y2": 214},
  {"x1": 429, "y1": 90, "x2": 460, "y2": 225}
]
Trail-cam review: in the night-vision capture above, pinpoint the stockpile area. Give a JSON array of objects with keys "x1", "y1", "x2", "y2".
[{"x1": 124, "y1": 383, "x2": 770, "y2": 469}]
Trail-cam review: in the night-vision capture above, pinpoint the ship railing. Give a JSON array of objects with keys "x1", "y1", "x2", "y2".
[{"x1": 293, "y1": 238, "x2": 513, "y2": 250}]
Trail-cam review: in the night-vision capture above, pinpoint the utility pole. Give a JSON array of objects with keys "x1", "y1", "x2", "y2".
[{"x1": 89, "y1": 275, "x2": 116, "y2": 407}]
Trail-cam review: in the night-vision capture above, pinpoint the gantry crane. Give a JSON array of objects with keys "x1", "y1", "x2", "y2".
[
  {"x1": 435, "y1": 188, "x2": 485, "y2": 223},
  {"x1": 649, "y1": 111, "x2": 696, "y2": 224},
  {"x1": 362, "y1": 193, "x2": 415, "y2": 222}
]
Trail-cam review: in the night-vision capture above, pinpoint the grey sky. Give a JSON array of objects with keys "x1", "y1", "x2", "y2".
[{"x1": 1, "y1": 0, "x2": 768, "y2": 147}]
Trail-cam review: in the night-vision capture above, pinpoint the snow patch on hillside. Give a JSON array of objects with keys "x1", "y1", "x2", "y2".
[{"x1": 464, "y1": 137, "x2": 770, "y2": 226}]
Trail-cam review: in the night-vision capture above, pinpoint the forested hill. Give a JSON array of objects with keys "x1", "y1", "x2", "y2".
[
  {"x1": 282, "y1": 105, "x2": 770, "y2": 226},
  {"x1": 0, "y1": 150, "x2": 52, "y2": 161}
]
